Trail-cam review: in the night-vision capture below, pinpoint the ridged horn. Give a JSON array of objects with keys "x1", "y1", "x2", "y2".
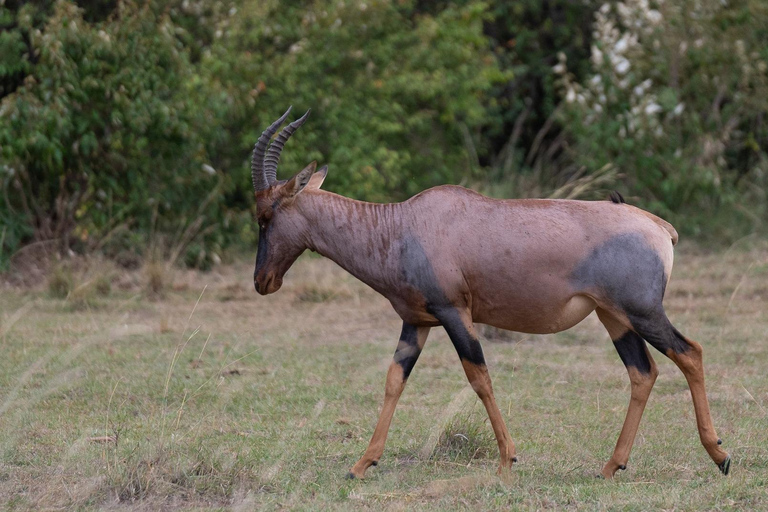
[
  {"x1": 263, "y1": 109, "x2": 311, "y2": 184},
  {"x1": 252, "y1": 107, "x2": 292, "y2": 192}
]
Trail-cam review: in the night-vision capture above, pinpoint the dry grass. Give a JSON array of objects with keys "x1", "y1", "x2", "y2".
[{"x1": 0, "y1": 241, "x2": 767, "y2": 510}]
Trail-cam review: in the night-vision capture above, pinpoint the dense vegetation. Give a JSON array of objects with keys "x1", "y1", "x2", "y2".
[{"x1": 2, "y1": 0, "x2": 767, "y2": 269}]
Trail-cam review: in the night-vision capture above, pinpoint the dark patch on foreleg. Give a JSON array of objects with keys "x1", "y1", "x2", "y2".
[
  {"x1": 397, "y1": 235, "x2": 516, "y2": 472},
  {"x1": 393, "y1": 323, "x2": 424, "y2": 379},
  {"x1": 428, "y1": 306, "x2": 485, "y2": 366},
  {"x1": 348, "y1": 323, "x2": 430, "y2": 479},
  {"x1": 434, "y1": 307, "x2": 517, "y2": 472}
]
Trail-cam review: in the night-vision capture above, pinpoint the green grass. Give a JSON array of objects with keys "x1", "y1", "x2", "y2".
[{"x1": 1, "y1": 241, "x2": 767, "y2": 510}]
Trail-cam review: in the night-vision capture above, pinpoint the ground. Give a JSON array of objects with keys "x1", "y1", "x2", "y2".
[{"x1": 0, "y1": 239, "x2": 767, "y2": 510}]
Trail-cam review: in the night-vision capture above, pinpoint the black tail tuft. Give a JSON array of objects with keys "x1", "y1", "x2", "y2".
[{"x1": 609, "y1": 191, "x2": 625, "y2": 204}]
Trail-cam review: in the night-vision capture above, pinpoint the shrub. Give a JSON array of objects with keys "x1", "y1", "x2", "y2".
[
  {"x1": 557, "y1": 0, "x2": 768, "y2": 235},
  {"x1": 0, "y1": 1, "x2": 227, "y2": 263}
]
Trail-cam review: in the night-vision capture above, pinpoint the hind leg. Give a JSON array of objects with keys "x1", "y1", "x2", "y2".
[
  {"x1": 630, "y1": 310, "x2": 731, "y2": 475},
  {"x1": 596, "y1": 308, "x2": 659, "y2": 479}
]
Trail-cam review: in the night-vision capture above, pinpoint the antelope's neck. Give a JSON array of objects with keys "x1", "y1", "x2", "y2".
[{"x1": 299, "y1": 191, "x2": 403, "y2": 294}]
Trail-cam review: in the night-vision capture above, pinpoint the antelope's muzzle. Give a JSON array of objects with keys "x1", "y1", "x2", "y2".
[{"x1": 254, "y1": 272, "x2": 282, "y2": 295}]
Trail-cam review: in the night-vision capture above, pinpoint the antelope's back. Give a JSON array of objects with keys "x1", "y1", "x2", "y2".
[{"x1": 404, "y1": 186, "x2": 677, "y2": 330}]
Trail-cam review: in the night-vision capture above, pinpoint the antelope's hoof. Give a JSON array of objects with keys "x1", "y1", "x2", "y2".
[
  {"x1": 512, "y1": 456, "x2": 518, "y2": 463},
  {"x1": 718, "y1": 455, "x2": 731, "y2": 476},
  {"x1": 371, "y1": 460, "x2": 378, "y2": 466},
  {"x1": 717, "y1": 438, "x2": 723, "y2": 445},
  {"x1": 346, "y1": 472, "x2": 356, "y2": 480},
  {"x1": 595, "y1": 473, "x2": 605, "y2": 479}
]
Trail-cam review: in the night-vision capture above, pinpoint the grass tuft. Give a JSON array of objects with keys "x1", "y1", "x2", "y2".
[
  {"x1": 109, "y1": 451, "x2": 162, "y2": 503},
  {"x1": 94, "y1": 272, "x2": 112, "y2": 297},
  {"x1": 295, "y1": 283, "x2": 350, "y2": 303},
  {"x1": 431, "y1": 407, "x2": 497, "y2": 465},
  {"x1": 144, "y1": 261, "x2": 168, "y2": 298},
  {"x1": 47, "y1": 264, "x2": 74, "y2": 298}
]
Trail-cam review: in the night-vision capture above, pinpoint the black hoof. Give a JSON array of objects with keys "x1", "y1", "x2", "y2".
[
  {"x1": 512, "y1": 457, "x2": 518, "y2": 463},
  {"x1": 618, "y1": 465, "x2": 626, "y2": 471},
  {"x1": 371, "y1": 460, "x2": 378, "y2": 466},
  {"x1": 345, "y1": 472, "x2": 356, "y2": 480},
  {"x1": 717, "y1": 438, "x2": 723, "y2": 445},
  {"x1": 595, "y1": 473, "x2": 605, "y2": 479},
  {"x1": 718, "y1": 455, "x2": 731, "y2": 476}
]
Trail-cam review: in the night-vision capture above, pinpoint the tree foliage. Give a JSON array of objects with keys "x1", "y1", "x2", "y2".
[
  {"x1": 558, "y1": 0, "x2": 768, "y2": 232},
  {"x1": 1, "y1": 1, "x2": 226, "y2": 263},
  {"x1": 206, "y1": 0, "x2": 506, "y2": 203},
  {"x1": 1, "y1": 0, "x2": 767, "y2": 268}
]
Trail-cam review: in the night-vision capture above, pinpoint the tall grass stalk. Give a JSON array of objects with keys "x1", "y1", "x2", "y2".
[{"x1": 161, "y1": 286, "x2": 207, "y2": 444}]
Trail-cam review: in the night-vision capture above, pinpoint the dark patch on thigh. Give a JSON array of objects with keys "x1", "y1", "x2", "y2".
[
  {"x1": 570, "y1": 233, "x2": 667, "y2": 317},
  {"x1": 630, "y1": 316, "x2": 690, "y2": 355},
  {"x1": 613, "y1": 331, "x2": 652, "y2": 374},
  {"x1": 394, "y1": 323, "x2": 422, "y2": 379},
  {"x1": 573, "y1": 234, "x2": 689, "y2": 355}
]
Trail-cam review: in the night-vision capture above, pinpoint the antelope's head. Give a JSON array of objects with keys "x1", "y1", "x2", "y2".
[{"x1": 251, "y1": 107, "x2": 327, "y2": 295}]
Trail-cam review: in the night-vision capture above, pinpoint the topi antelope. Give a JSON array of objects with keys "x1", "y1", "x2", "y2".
[{"x1": 250, "y1": 107, "x2": 731, "y2": 479}]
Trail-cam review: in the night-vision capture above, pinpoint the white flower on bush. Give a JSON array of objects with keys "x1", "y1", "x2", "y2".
[
  {"x1": 614, "y1": 57, "x2": 631, "y2": 74},
  {"x1": 644, "y1": 102, "x2": 662, "y2": 115},
  {"x1": 646, "y1": 10, "x2": 662, "y2": 25},
  {"x1": 614, "y1": 34, "x2": 629, "y2": 54},
  {"x1": 557, "y1": 1, "x2": 669, "y2": 136},
  {"x1": 633, "y1": 79, "x2": 652, "y2": 97}
]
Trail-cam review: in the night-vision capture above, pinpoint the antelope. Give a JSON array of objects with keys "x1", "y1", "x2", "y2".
[{"x1": 250, "y1": 107, "x2": 731, "y2": 480}]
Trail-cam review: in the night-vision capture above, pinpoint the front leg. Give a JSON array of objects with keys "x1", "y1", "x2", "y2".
[
  {"x1": 348, "y1": 323, "x2": 430, "y2": 479},
  {"x1": 434, "y1": 307, "x2": 517, "y2": 474}
]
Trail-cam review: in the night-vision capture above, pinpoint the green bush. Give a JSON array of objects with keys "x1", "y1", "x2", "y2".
[
  {"x1": 557, "y1": 0, "x2": 768, "y2": 235},
  {"x1": 0, "y1": 1, "x2": 227, "y2": 265},
  {"x1": 2, "y1": 0, "x2": 765, "y2": 267},
  {"x1": 204, "y1": 0, "x2": 506, "y2": 203}
]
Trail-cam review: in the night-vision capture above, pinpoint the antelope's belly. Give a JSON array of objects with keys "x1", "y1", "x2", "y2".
[{"x1": 469, "y1": 271, "x2": 597, "y2": 334}]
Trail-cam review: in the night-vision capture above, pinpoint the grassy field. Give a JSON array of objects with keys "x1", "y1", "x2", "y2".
[{"x1": 1, "y1": 239, "x2": 767, "y2": 510}]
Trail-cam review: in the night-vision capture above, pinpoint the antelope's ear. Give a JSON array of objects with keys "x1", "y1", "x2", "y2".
[
  {"x1": 284, "y1": 161, "x2": 317, "y2": 197},
  {"x1": 306, "y1": 165, "x2": 328, "y2": 191}
]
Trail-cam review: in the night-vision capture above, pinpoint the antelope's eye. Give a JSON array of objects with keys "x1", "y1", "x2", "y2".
[{"x1": 257, "y1": 209, "x2": 273, "y2": 230}]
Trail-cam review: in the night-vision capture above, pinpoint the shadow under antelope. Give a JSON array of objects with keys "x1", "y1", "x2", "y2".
[{"x1": 250, "y1": 107, "x2": 731, "y2": 479}]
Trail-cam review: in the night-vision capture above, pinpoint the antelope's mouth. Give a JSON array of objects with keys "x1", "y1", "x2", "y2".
[{"x1": 255, "y1": 273, "x2": 282, "y2": 295}]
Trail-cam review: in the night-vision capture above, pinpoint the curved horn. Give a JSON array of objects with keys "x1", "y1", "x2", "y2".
[
  {"x1": 263, "y1": 109, "x2": 311, "y2": 184},
  {"x1": 252, "y1": 107, "x2": 292, "y2": 192}
]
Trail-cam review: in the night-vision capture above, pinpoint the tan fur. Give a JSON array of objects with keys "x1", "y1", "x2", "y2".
[
  {"x1": 253, "y1": 177, "x2": 727, "y2": 479},
  {"x1": 263, "y1": 185, "x2": 674, "y2": 334},
  {"x1": 596, "y1": 309, "x2": 659, "y2": 478},
  {"x1": 349, "y1": 326, "x2": 431, "y2": 478}
]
